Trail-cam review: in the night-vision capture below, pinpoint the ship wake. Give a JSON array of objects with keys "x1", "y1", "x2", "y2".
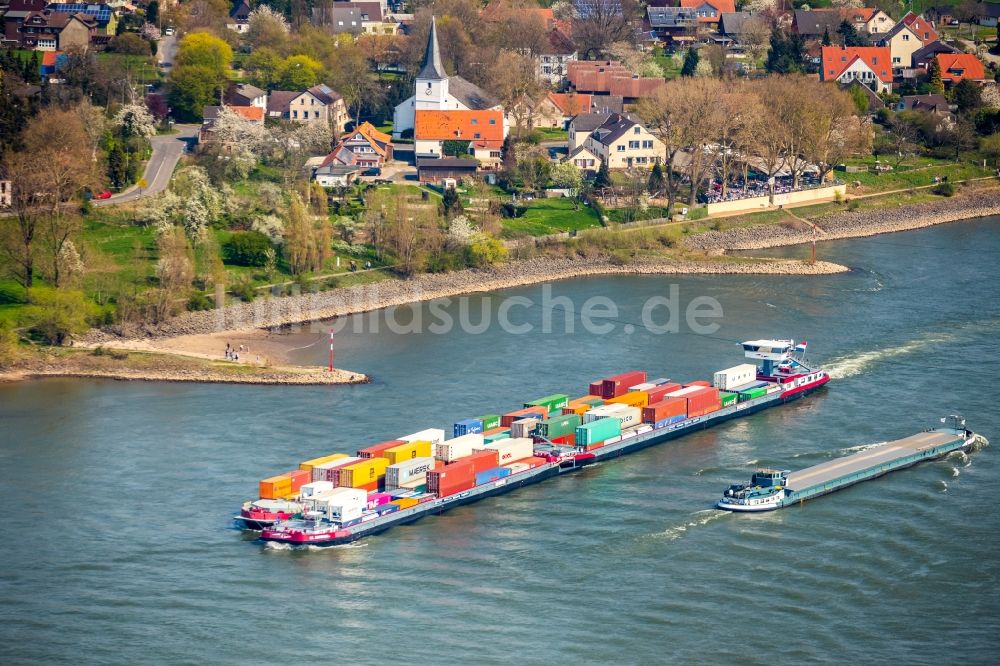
[
  {"x1": 649, "y1": 509, "x2": 730, "y2": 542},
  {"x1": 824, "y1": 333, "x2": 955, "y2": 379}
]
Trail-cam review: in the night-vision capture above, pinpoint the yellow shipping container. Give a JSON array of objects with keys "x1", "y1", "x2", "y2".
[
  {"x1": 338, "y1": 457, "x2": 390, "y2": 487},
  {"x1": 607, "y1": 392, "x2": 648, "y2": 408},
  {"x1": 259, "y1": 474, "x2": 293, "y2": 500},
  {"x1": 384, "y1": 440, "x2": 432, "y2": 464},
  {"x1": 392, "y1": 497, "x2": 420, "y2": 509},
  {"x1": 299, "y1": 453, "x2": 348, "y2": 472}
]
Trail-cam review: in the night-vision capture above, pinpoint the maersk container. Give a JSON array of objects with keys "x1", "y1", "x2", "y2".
[
  {"x1": 384, "y1": 440, "x2": 432, "y2": 464},
  {"x1": 478, "y1": 414, "x2": 501, "y2": 431},
  {"x1": 524, "y1": 394, "x2": 569, "y2": 412},
  {"x1": 600, "y1": 371, "x2": 647, "y2": 399},
  {"x1": 453, "y1": 418, "x2": 484, "y2": 437},
  {"x1": 510, "y1": 418, "x2": 539, "y2": 439},
  {"x1": 435, "y1": 433, "x2": 485, "y2": 462},
  {"x1": 485, "y1": 437, "x2": 534, "y2": 465},
  {"x1": 713, "y1": 364, "x2": 758, "y2": 391},
  {"x1": 536, "y1": 413, "x2": 581, "y2": 439},
  {"x1": 501, "y1": 407, "x2": 548, "y2": 428},
  {"x1": 401, "y1": 428, "x2": 445, "y2": 447},
  {"x1": 475, "y1": 466, "x2": 512, "y2": 486},
  {"x1": 385, "y1": 456, "x2": 436, "y2": 488},
  {"x1": 576, "y1": 417, "x2": 622, "y2": 446},
  {"x1": 720, "y1": 391, "x2": 738, "y2": 407},
  {"x1": 483, "y1": 429, "x2": 511, "y2": 444}
]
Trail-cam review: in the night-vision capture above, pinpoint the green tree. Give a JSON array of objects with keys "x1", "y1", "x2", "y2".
[
  {"x1": 146, "y1": 0, "x2": 158, "y2": 25},
  {"x1": 837, "y1": 21, "x2": 865, "y2": 47},
  {"x1": 980, "y1": 133, "x2": 1000, "y2": 166},
  {"x1": 441, "y1": 186, "x2": 463, "y2": 218},
  {"x1": 442, "y1": 139, "x2": 471, "y2": 157},
  {"x1": 822, "y1": 27, "x2": 831, "y2": 47},
  {"x1": 175, "y1": 32, "x2": 232, "y2": 78},
  {"x1": 647, "y1": 162, "x2": 664, "y2": 194},
  {"x1": 467, "y1": 233, "x2": 508, "y2": 267},
  {"x1": 109, "y1": 33, "x2": 152, "y2": 56},
  {"x1": 223, "y1": 231, "x2": 273, "y2": 266},
  {"x1": 681, "y1": 48, "x2": 699, "y2": 77},
  {"x1": 551, "y1": 161, "x2": 584, "y2": 191},
  {"x1": 279, "y1": 54, "x2": 324, "y2": 90},
  {"x1": 23, "y1": 288, "x2": 95, "y2": 345},
  {"x1": 594, "y1": 160, "x2": 612, "y2": 189},
  {"x1": 0, "y1": 319, "x2": 19, "y2": 368},
  {"x1": 951, "y1": 79, "x2": 982, "y2": 115},
  {"x1": 168, "y1": 65, "x2": 222, "y2": 121},
  {"x1": 245, "y1": 47, "x2": 284, "y2": 89},
  {"x1": 928, "y1": 58, "x2": 944, "y2": 95}
]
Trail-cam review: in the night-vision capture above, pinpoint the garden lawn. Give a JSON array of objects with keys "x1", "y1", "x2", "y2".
[{"x1": 501, "y1": 197, "x2": 602, "y2": 236}]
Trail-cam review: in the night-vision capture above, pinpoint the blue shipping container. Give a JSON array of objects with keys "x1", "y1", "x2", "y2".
[
  {"x1": 475, "y1": 467, "x2": 512, "y2": 485},
  {"x1": 650, "y1": 377, "x2": 673, "y2": 386},
  {"x1": 454, "y1": 418, "x2": 484, "y2": 437},
  {"x1": 377, "y1": 503, "x2": 401, "y2": 516},
  {"x1": 654, "y1": 415, "x2": 686, "y2": 429}
]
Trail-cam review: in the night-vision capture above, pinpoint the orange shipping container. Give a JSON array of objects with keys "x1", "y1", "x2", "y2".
[
  {"x1": 685, "y1": 380, "x2": 712, "y2": 388},
  {"x1": 392, "y1": 497, "x2": 420, "y2": 509},
  {"x1": 606, "y1": 392, "x2": 648, "y2": 408},
  {"x1": 338, "y1": 457, "x2": 390, "y2": 488},
  {"x1": 299, "y1": 453, "x2": 348, "y2": 472},
  {"x1": 259, "y1": 472, "x2": 294, "y2": 500},
  {"x1": 685, "y1": 386, "x2": 721, "y2": 417},
  {"x1": 642, "y1": 397, "x2": 687, "y2": 423}
]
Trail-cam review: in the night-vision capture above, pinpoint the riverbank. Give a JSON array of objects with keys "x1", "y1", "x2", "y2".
[
  {"x1": 685, "y1": 188, "x2": 1000, "y2": 252},
  {"x1": 0, "y1": 346, "x2": 369, "y2": 385}
]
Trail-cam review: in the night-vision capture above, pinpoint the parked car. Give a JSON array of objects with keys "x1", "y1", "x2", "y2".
[
  {"x1": 96, "y1": 190, "x2": 113, "y2": 200},
  {"x1": 164, "y1": 27, "x2": 175, "y2": 35},
  {"x1": 361, "y1": 167, "x2": 382, "y2": 177}
]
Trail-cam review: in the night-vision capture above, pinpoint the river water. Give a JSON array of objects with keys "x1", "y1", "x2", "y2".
[{"x1": 2, "y1": 218, "x2": 998, "y2": 664}]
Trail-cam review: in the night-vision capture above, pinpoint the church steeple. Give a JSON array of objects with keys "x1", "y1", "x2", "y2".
[{"x1": 418, "y1": 16, "x2": 447, "y2": 81}]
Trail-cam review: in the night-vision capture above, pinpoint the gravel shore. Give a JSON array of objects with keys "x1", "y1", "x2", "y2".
[{"x1": 685, "y1": 189, "x2": 1000, "y2": 252}]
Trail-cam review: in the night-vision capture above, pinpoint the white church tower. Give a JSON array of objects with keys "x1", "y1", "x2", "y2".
[{"x1": 414, "y1": 16, "x2": 449, "y2": 111}]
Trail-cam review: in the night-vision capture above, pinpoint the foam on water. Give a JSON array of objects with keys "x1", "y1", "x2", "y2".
[
  {"x1": 648, "y1": 509, "x2": 730, "y2": 542},
  {"x1": 825, "y1": 333, "x2": 956, "y2": 379}
]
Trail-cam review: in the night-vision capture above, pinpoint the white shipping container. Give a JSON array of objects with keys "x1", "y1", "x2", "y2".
[
  {"x1": 486, "y1": 437, "x2": 534, "y2": 465},
  {"x1": 504, "y1": 462, "x2": 531, "y2": 474},
  {"x1": 385, "y1": 457, "x2": 436, "y2": 488},
  {"x1": 435, "y1": 433, "x2": 484, "y2": 462},
  {"x1": 401, "y1": 428, "x2": 446, "y2": 447},
  {"x1": 510, "y1": 418, "x2": 538, "y2": 439},
  {"x1": 299, "y1": 481, "x2": 334, "y2": 498},
  {"x1": 583, "y1": 403, "x2": 629, "y2": 423},
  {"x1": 628, "y1": 382, "x2": 656, "y2": 392},
  {"x1": 713, "y1": 364, "x2": 758, "y2": 390},
  {"x1": 318, "y1": 487, "x2": 366, "y2": 522},
  {"x1": 612, "y1": 406, "x2": 642, "y2": 428},
  {"x1": 311, "y1": 456, "x2": 360, "y2": 482}
]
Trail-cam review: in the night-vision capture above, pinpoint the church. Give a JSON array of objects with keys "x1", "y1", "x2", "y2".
[{"x1": 392, "y1": 17, "x2": 505, "y2": 140}]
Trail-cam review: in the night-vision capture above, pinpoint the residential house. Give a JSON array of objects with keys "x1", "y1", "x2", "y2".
[
  {"x1": 646, "y1": 5, "x2": 699, "y2": 44},
  {"x1": 393, "y1": 17, "x2": 505, "y2": 139},
  {"x1": 43, "y1": 2, "x2": 117, "y2": 35},
  {"x1": 2, "y1": 0, "x2": 47, "y2": 47},
  {"x1": 678, "y1": 0, "x2": 735, "y2": 33},
  {"x1": 569, "y1": 111, "x2": 625, "y2": 152},
  {"x1": 198, "y1": 105, "x2": 266, "y2": 147},
  {"x1": 849, "y1": 8, "x2": 894, "y2": 34},
  {"x1": 793, "y1": 9, "x2": 846, "y2": 40},
  {"x1": 19, "y1": 9, "x2": 95, "y2": 50},
  {"x1": 899, "y1": 12, "x2": 938, "y2": 43},
  {"x1": 225, "y1": 83, "x2": 267, "y2": 110},
  {"x1": 877, "y1": 22, "x2": 925, "y2": 69},
  {"x1": 413, "y1": 109, "x2": 505, "y2": 169},
  {"x1": 227, "y1": 0, "x2": 250, "y2": 33},
  {"x1": 935, "y1": 53, "x2": 986, "y2": 85},
  {"x1": 718, "y1": 12, "x2": 751, "y2": 39},
  {"x1": 416, "y1": 157, "x2": 479, "y2": 183},
  {"x1": 976, "y1": 3, "x2": 1000, "y2": 27},
  {"x1": 895, "y1": 94, "x2": 951, "y2": 114},
  {"x1": 311, "y1": 2, "x2": 387, "y2": 35},
  {"x1": 536, "y1": 28, "x2": 577, "y2": 86},
  {"x1": 584, "y1": 113, "x2": 663, "y2": 170},
  {"x1": 0, "y1": 180, "x2": 11, "y2": 208},
  {"x1": 820, "y1": 45, "x2": 893, "y2": 93},
  {"x1": 566, "y1": 60, "x2": 665, "y2": 103},
  {"x1": 266, "y1": 84, "x2": 350, "y2": 131},
  {"x1": 910, "y1": 40, "x2": 959, "y2": 70},
  {"x1": 313, "y1": 164, "x2": 360, "y2": 188},
  {"x1": 321, "y1": 121, "x2": 393, "y2": 169},
  {"x1": 565, "y1": 144, "x2": 602, "y2": 175}
]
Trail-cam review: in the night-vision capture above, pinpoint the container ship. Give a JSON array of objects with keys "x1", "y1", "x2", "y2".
[
  {"x1": 717, "y1": 417, "x2": 986, "y2": 512},
  {"x1": 239, "y1": 339, "x2": 830, "y2": 546}
]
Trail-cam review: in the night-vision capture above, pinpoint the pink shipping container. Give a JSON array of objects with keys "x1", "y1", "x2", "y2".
[
  {"x1": 600, "y1": 371, "x2": 647, "y2": 399},
  {"x1": 365, "y1": 492, "x2": 393, "y2": 510}
]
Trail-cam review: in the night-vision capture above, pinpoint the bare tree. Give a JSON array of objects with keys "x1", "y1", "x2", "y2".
[
  {"x1": 801, "y1": 83, "x2": 869, "y2": 182},
  {"x1": 572, "y1": 0, "x2": 639, "y2": 58},
  {"x1": 741, "y1": 16, "x2": 772, "y2": 64}
]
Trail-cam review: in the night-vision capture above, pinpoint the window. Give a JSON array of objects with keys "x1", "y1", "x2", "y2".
[
  {"x1": 628, "y1": 140, "x2": 640, "y2": 149},
  {"x1": 315, "y1": 111, "x2": 320, "y2": 118},
  {"x1": 471, "y1": 118, "x2": 478, "y2": 125},
  {"x1": 633, "y1": 126, "x2": 640, "y2": 134},
  {"x1": 642, "y1": 140, "x2": 653, "y2": 149},
  {"x1": 617, "y1": 145, "x2": 625, "y2": 152},
  {"x1": 489, "y1": 118, "x2": 496, "y2": 125},
  {"x1": 474, "y1": 132, "x2": 481, "y2": 139},
  {"x1": 872, "y1": 57, "x2": 877, "y2": 64},
  {"x1": 292, "y1": 110, "x2": 298, "y2": 118},
  {"x1": 902, "y1": 34, "x2": 909, "y2": 41},
  {"x1": 892, "y1": 57, "x2": 900, "y2": 64}
]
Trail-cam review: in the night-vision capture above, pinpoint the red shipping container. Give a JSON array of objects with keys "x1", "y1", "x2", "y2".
[
  {"x1": 357, "y1": 440, "x2": 405, "y2": 458},
  {"x1": 684, "y1": 380, "x2": 711, "y2": 388},
  {"x1": 501, "y1": 406, "x2": 548, "y2": 428},
  {"x1": 588, "y1": 381, "x2": 603, "y2": 396},
  {"x1": 644, "y1": 383, "x2": 681, "y2": 405},
  {"x1": 585, "y1": 443, "x2": 605, "y2": 452},
  {"x1": 289, "y1": 469, "x2": 310, "y2": 492},
  {"x1": 601, "y1": 371, "x2": 647, "y2": 399},
  {"x1": 642, "y1": 397, "x2": 687, "y2": 423},
  {"x1": 549, "y1": 433, "x2": 576, "y2": 446},
  {"x1": 685, "y1": 387, "x2": 721, "y2": 417},
  {"x1": 356, "y1": 480, "x2": 380, "y2": 493},
  {"x1": 430, "y1": 450, "x2": 499, "y2": 491},
  {"x1": 522, "y1": 456, "x2": 548, "y2": 468},
  {"x1": 434, "y1": 477, "x2": 475, "y2": 498}
]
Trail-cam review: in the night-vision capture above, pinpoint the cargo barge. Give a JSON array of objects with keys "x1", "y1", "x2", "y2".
[
  {"x1": 717, "y1": 417, "x2": 986, "y2": 512},
  {"x1": 247, "y1": 339, "x2": 830, "y2": 546}
]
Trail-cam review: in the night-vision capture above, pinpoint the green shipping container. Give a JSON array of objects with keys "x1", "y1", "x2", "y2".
[
  {"x1": 537, "y1": 413, "x2": 582, "y2": 439},
  {"x1": 738, "y1": 387, "x2": 768, "y2": 402},
  {"x1": 484, "y1": 430, "x2": 511, "y2": 444},
  {"x1": 576, "y1": 417, "x2": 622, "y2": 446},
  {"x1": 720, "y1": 391, "x2": 738, "y2": 407},
  {"x1": 478, "y1": 414, "x2": 501, "y2": 431},
  {"x1": 524, "y1": 394, "x2": 570, "y2": 412}
]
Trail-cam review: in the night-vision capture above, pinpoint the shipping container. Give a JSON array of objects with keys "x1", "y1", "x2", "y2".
[
  {"x1": 453, "y1": 418, "x2": 484, "y2": 437},
  {"x1": 606, "y1": 391, "x2": 648, "y2": 408},
  {"x1": 435, "y1": 433, "x2": 486, "y2": 462},
  {"x1": 385, "y1": 456, "x2": 436, "y2": 488},
  {"x1": 562, "y1": 400, "x2": 599, "y2": 416},
  {"x1": 535, "y1": 413, "x2": 581, "y2": 439},
  {"x1": 685, "y1": 380, "x2": 712, "y2": 388},
  {"x1": 430, "y1": 477, "x2": 475, "y2": 498},
  {"x1": 685, "y1": 386, "x2": 721, "y2": 417},
  {"x1": 311, "y1": 456, "x2": 361, "y2": 483},
  {"x1": 400, "y1": 429, "x2": 446, "y2": 447},
  {"x1": 643, "y1": 383, "x2": 681, "y2": 405},
  {"x1": 477, "y1": 414, "x2": 501, "y2": 431},
  {"x1": 483, "y1": 429, "x2": 511, "y2": 444},
  {"x1": 485, "y1": 437, "x2": 534, "y2": 465},
  {"x1": 649, "y1": 377, "x2": 673, "y2": 386},
  {"x1": 338, "y1": 457, "x2": 390, "y2": 488},
  {"x1": 524, "y1": 394, "x2": 569, "y2": 412},
  {"x1": 549, "y1": 433, "x2": 576, "y2": 446},
  {"x1": 357, "y1": 440, "x2": 404, "y2": 459},
  {"x1": 299, "y1": 453, "x2": 348, "y2": 472},
  {"x1": 501, "y1": 407, "x2": 548, "y2": 428},
  {"x1": 738, "y1": 386, "x2": 768, "y2": 401},
  {"x1": 713, "y1": 364, "x2": 758, "y2": 390},
  {"x1": 628, "y1": 382, "x2": 656, "y2": 392},
  {"x1": 384, "y1": 440, "x2": 432, "y2": 464},
  {"x1": 510, "y1": 418, "x2": 539, "y2": 439},
  {"x1": 584, "y1": 404, "x2": 641, "y2": 428},
  {"x1": 719, "y1": 391, "x2": 738, "y2": 407},
  {"x1": 504, "y1": 462, "x2": 531, "y2": 474},
  {"x1": 665, "y1": 385, "x2": 706, "y2": 398},
  {"x1": 642, "y1": 396, "x2": 687, "y2": 424},
  {"x1": 588, "y1": 381, "x2": 603, "y2": 396},
  {"x1": 654, "y1": 415, "x2": 686, "y2": 428},
  {"x1": 475, "y1": 466, "x2": 512, "y2": 485},
  {"x1": 366, "y1": 492, "x2": 393, "y2": 510},
  {"x1": 600, "y1": 371, "x2": 647, "y2": 399},
  {"x1": 299, "y1": 481, "x2": 334, "y2": 498},
  {"x1": 522, "y1": 456, "x2": 548, "y2": 469},
  {"x1": 259, "y1": 473, "x2": 294, "y2": 500},
  {"x1": 375, "y1": 503, "x2": 400, "y2": 517},
  {"x1": 583, "y1": 403, "x2": 628, "y2": 422},
  {"x1": 313, "y1": 487, "x2": 366, "y2": 522},
  {"x1": 392, "y1": 497, "x2": 420, "y2": 509},
  {"x1": 576, "y1": 417, "x2": 622, "y2": 446}
]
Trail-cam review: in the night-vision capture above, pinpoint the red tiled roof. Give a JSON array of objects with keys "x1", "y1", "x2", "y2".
[
  {"x1": 821, "y1": 46, "x2": 893, "y2": 83},
  {"x1": 547, "y1": 92, "x2": 592, "y2": 116},
  {"x1": 414, "y1": 110, "x2": 504, "y2": 142},
  {"x1": 230, "y1": 106, "x2": 264, "y2": 122},
  {"x1": 935, "y1": 53, "x2": 985, "y2": 83},
  {"x1": 901, "y1": 12, "x2": 939, "y2": 44},
  {"x1": 679, "y1": 0, "x2": 736, "y2": 22}
]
